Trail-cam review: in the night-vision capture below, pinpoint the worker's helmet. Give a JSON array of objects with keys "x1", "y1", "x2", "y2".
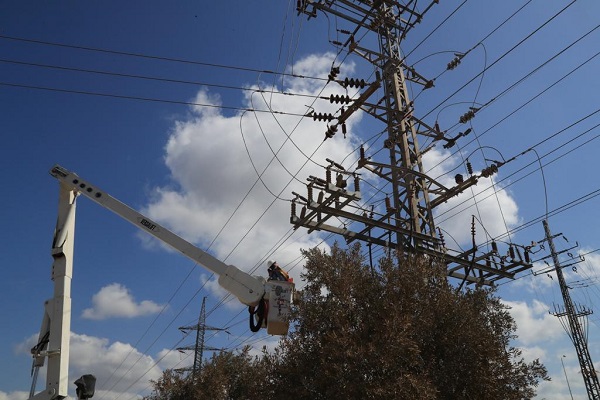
[{"x1": 267, "y1": 260, "x2": 276, "y2": 268}]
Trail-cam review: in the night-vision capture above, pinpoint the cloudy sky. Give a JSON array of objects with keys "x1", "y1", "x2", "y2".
[{"x1": 1, "y1": 1, "x2": 600, "y2": 399}]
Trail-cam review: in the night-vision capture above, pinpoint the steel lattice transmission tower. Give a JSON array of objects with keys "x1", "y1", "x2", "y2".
[
  {"x1": 292, "y1": 0, "x2": 533, "y2": 285},
  {"x1": 541, "y1": 220, "x2": 600, "y2": 399},
  {"x1": 176, "y1": 297, "x2": 226, "y2": 379}
]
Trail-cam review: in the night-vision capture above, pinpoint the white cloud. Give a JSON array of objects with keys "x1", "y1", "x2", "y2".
[
  {"x1": 69, "y1": 333, "x2": 162, "y2": 395},
  {"x1": 565, "y1": 249, "x2": 600, "y2": 282},
  {"x1": 82, "y1": 283, "x2": 165, "y2": 320},
  {"x1": 508, "y1": 264, "x2": 555, "y2": 293},
  {"x1": 535, "y1": 354, "x2": 589, "y2": 400},
  {"x1": 142, "y1": 52, "x2": 360, "y2": 282},
  {"x1": 200, "y1": 273, "x2": 236, "y2": 309},
  {"x1": 0, "y1": 391, "x2": 28, "y2": 400},
  {"x1": 17, "y1": 332, "x2": 165, "y2": 399},
  {"x1": 426, "y1": 148, "x2": 521, "y2": 248},
  {"x1": 503, "y1": 299, "x2": 564, "y2": 346},
  {"x1": 156, "y1": 348, "x2": 192, "y2": 372},
  {"x1": 519, "y1": 345, "x2": 547, "y2": 362}
]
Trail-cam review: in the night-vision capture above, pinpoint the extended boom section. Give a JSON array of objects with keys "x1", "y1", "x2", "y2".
[{"x1": 49, "y1": 165, "x2": 267, "y2": 306}]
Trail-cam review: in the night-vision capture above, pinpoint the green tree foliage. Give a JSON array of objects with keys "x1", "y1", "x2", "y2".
[
  {"x1": 145, "y1": 347, "x2": 266, "y2": 400},
  {"x1": 147, "y1": 243, "x2": 548, "y2": 399},
  {"x1": 145, "y1": 368, "x2": 192, "y2": 400}
]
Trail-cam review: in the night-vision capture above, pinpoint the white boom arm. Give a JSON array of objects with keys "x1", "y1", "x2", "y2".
[
  {"x1": 29, "y1": 184, "x2": 76, "y2": 400},
  {"x1": 29, "y1": 165, "x2": 293, "y2": 399},
  {"x1": 49, "y1": 164, "x2": 266, "y2": 306}
]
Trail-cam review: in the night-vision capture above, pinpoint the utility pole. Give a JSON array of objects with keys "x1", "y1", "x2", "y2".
[
  {"x1": 292, "y1": 0, "x2": 533, "y2": 285},
  {"x1": 176, "y1": 297, "x2": 226, "y2": 379},
  {"x1": 542, "y1": 220, "x2": 600, "y2": 399},
  {"x1": 561, "y1": 355, "x2": 575, "y2": 400}
]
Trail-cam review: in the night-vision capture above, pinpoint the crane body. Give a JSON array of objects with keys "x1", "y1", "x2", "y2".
[{"x1": 28, "y1": 165, "x2": 294, "y2": 399}]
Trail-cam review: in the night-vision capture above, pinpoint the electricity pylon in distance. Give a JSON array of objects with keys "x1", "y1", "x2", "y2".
[{"x1": 176, "y1": 297, "x2": 228, "y2": 379}]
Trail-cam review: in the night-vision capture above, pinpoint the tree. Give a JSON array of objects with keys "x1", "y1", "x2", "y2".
[
  {"x1": 266, "y1": 243, "x2": 548, "y2": 399},
  {"x1": 145, "y1": 369, "x2": 193, "y2": 400},
  {"x1": 145, "y1": 347, "x2": 266, "y2": 400},
  {"x1": 147, "y1": 243, "x2": 548, "y2": 399}
]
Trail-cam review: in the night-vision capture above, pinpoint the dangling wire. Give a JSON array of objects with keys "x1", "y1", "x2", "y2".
[{"x1": 529, "y1": 148, "x2": 549, "y2": 221}]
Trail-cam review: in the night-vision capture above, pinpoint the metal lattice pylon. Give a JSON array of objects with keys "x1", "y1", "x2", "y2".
[
  {"x1": 542, "y1": 220, "x2": 600, "y2": 399},
  {"x1": 292, "y1": 0, "x2": 533, "y2": 285},
  {"x1": 176, "y1": 297, "x2": 226, "y2": 379}
]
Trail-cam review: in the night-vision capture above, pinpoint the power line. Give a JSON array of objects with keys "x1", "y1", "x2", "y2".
[
  {"x1": 421, "y1": 0, "x2": 578, "y2": 121},
  {"x1": 0, "y1": 34, "x2": 328, "y2": 81},
  {"x1": 414, "y1": 0, "x2": 534, "y2": 83},
  {"x1": 0, "y1": 58, "x2": 328, "y2": 100},
  {"x1": 436, "y1": 118, "x2": 600, "y2": 227},
  {"x1": 404, "y1": 0, "x2": 469, "y2": 59},
  {"x1": 428, "y1": 44, "x2": 600, "y2": 183},
  {"x1": 0, "y1": 81, "x2": 309, "y2": 117}
]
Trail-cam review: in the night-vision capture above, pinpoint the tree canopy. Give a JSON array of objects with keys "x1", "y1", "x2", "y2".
[
  {"x1": 146, "y1": 243, "x2": 548, "y2": 400},
  {"x1": 145, "y1": 347, "x2": 266, "y2": 400}
]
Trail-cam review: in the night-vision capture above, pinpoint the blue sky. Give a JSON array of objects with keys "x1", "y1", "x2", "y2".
[{"x1": 1, "y1": 1, "x2": 600, "y2": 399}]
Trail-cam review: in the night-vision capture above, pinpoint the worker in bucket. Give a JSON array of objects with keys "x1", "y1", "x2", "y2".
[{"x1": 267, "y1": 260, "x2": 291, "y2": 282}]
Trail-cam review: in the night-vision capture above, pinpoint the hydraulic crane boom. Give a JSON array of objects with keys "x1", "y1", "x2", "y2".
[
  {"x1": 49, "y1": 164, "x2": 267, "y2": 306},
  {"x1": 29, "y1": 165, "x2": 294, "y2": 400}
]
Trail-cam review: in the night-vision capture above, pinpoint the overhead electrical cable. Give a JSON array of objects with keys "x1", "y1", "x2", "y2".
[
  {"x1": 418, "y1": 47, "x2": 600, "y2": 247},
  {"x1": 433, "y1": 20, "x2": 600, "y2": 148},
  {"x1": 404, "y1": 0, "x2": 469, "y2": 59},
  {"x1": 479, "y1": 23, "x2": 599, "y2": 108},
  {"x1": 267, "y1": 0, "x2": 306, "y2": 107},
  {"x1": 240, "y1": 110, "x2": 303, "y2": 195},
  {"x1": 428, "y1": 44, "x2": 600, "y2": 181},
  {"x1": 0, "y1": 81, "x2": 312, "y2": 117},
  {"x1": 420, "y1": 0, "x2": 577, "y2": 121},
  {"x1": 421, "y1": 0, "x2": 534, "y2": 83},
  {"x1": 436, "y1": 119, "x2": 600, "y2": 225},
  {"x1": 0, "y1": 34, "x2": 328, "y2": 81},
  {"x1": 0, "y1": 58, "x2": 328, "y2": 101},
  {"x1": 61, "y1": 3, "x2": 590, "y2": 396},
  {"x1": 251, "y1": 91, "x2": 325, "y2": 171}
]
